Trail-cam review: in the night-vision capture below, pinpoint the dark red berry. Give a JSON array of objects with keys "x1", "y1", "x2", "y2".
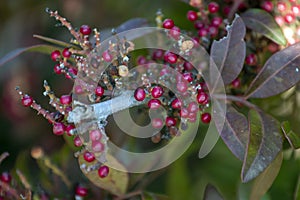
[
  {"x1": 211, "y1": 16, "x2": 223, "y2": 27},
  {"x1": 245, "y1": 54, "x2": 257, "y2": 66},
  {"x1": 80, "y1": 25, "x2": 92, "y2": 35},
  {"x1": 0, "y1": 172, "x2": 12, "y2": 183},
  {"x1": 148, "y1": 99, "x2": 161, "y2": 109},
  {"x1": 83, "y1": 151, "x2": 95, "y2": 162},
  {"x1": 134, "y1": 88, "x2": 146, "y2": 101},
  {"x1": 201, "y1": 113, "x2": 211, "y2": 124},
  {"x1": 165, "y1": 116, "x2": 176, "y2": 127},
  {"x1": 198, "y1": 28, "x2": 208, "y2": 37},
  {"x1": 197, "y1": 92, "x2": 209, "y2": 105},
  {"x1": 231, "y1": 78, "x2": 241, "y2": 88},
  {"x1": 188, "y1": 102, "x2": 199, "y2": 113},
  {"x1": 22, "y1": 95, "x2": 33, "y2": 107},
  {"x1": 95, "y1": 86, "x2": 105, "y2": 97},
  {"x1": 74, "y1": 136, "x2": 83, "y2": 147},
  {"x1": 183, "y1": 62, "x2": 194, "y2": 71},
  {"x1": 183, "y1": 72, "x2": 193, "y2": 82},
  {"x1": 53, "y1": 64, "x2": 62, "y2": 74},
  {"x1": 152, "y1": 49, "x2": 164, "y2": 60},
  {"x1": 65, "y1": 124, "x2": 75, "y2": 136},
  {"x1": 66, "y1": 68, "x2": 78, "y2": 79},
  {"x1": 208, "y1": 2, "x2": 219, "y2": 13},
  {"x1": 223, "y1": 6, "x2": 231, "y2": 15},
  {"x1": 151, "y1": 86, "x2": 164, "y2": 98},
  {"x1": 98, "y1": 165, "x2": 109, "y2": 178},
  {"x1": 102, "y1": 51, "x2": 113, "y2": 62},
  {"x1": 171, "y1": 98, "x2": 182, "y2": 109},
  {"x1": 261, "y1": 1, "x2": 273, "y2": 12},
  {"x1": 75, "y1": 185, "x2": 88, "y2": 197},
  {"x1": 62, "y1": 48, "x2": 72, "y2": 58},
  {"x1": 50, "y1": 50, "x2": 61, "y2": 61},
  {"x1": 162, "y1": 19, "x2": 174, "y2": 29},
  {"x1": 187, "y1": 10, "x2": 198, "y2": 21},
  {"x1": 152, "y1": 118, "x2": 164, "y2": 129},
  {"x1": 164, "y1": 52, "x2": 178, "y2": 64},
  {"x1": 60, "y1": 95, "x2": 72, "y2": 105},
  {"x1": 194, "y1": 21, "x2": 205, "y2": 29},
  {"x1": 53, "y1": 122, "x2": 65, "y2": 135}
]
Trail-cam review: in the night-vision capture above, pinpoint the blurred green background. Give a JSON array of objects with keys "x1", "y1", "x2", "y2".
[{"x1": 1, "y1": 1, "x2": 300, "y2": 199}]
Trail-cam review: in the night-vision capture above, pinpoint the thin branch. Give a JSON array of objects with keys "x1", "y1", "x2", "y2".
[
  {"x1": 0, "y1": 152, "x2": 9, "y2": 165},
  {"x1": 213, "y1": 94, "x2": 260, "y2": 110}
]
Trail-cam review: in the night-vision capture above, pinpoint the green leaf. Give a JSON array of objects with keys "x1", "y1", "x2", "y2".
[
  {"x1": 211, "y1": 15, "x2": 246, "y2": 84},
  {"x1": 0, "y1": 44, "x2": 62, "y2": 66},
  {"x1": 245, "y1": 43, "x2": 300, "y2": 98},
  {"x1": 242, "y1": 110, "x2": 282, "y2": 182},
  {"x1": 204, "y1": 184, "x2": 223, "y2": 200},
  {"x1": 241, "y1": 9, "x2": 286, "y2": 46},
  {"x1": 33, "y1": 35, "x2": 78, "y2": 48},
  {"x1": 78, "y1": 153, "x2": 129, "y2": 195},
  {"x1": 294, "y1": 175, "x2": 300, "y2": 200},
  {"x1": 281, "y1": 121, "x2": 300, "y2": 149},
  {"x1": 250, "y1": 152, "x2": 283, "y2": 200},
  {"x1": 143, "y1": 192, "x2": 171, "y2": 200}
]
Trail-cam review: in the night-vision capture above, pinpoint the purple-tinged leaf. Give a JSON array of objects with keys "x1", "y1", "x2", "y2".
[
  {"x1": 242, "y1": 110, "x2": 282, "y2": 182},
  {"x1": 250, "y1": 152, "x2": 283, "y2": 200},
  {"x1": 281, "y1": 121, "x2": 300, "y2": 149},
  {"x1": 219, "y1": 105, "x2": 248, "y2": 161},
  {"x1": 210, "y1": 15, "x2": 246, "y2": 85},
  {"x1": 0, "y1": 44, "x2": 61, "y2": 67},
  {"x1": 245, "y1": 43, "x2": 300, "y2": 98},
  {"x1": 204, "y1": 184, "x2": 223, "y2": 200},
  {"x1": 33, "y1": 35, "x2": 78, "y2": 48},
  {"x1": 241, "y1": 9, "x2": 286, "y2": 46}
]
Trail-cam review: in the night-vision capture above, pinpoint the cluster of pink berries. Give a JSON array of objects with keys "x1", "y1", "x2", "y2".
[
  {"x1": 262, "y1": 0, "x2": 300, "y2": 44},
  {"x1": 0, "y1": 172, "x2": 12, "y2": 199}
]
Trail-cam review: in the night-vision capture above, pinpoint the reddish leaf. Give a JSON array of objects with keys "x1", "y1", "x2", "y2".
[
  {"x1": 242, "y1": 110, "x2": 282, "y2": 182},
  {"x1": 211, "y1": 15, "x2": 246, "y2": 84},
  {"x1": 246, "y1": 43, "x2": 300, "y2": 98},
  {"x1": 241, "y1": 9, "x2": 286, "y2": 46}
]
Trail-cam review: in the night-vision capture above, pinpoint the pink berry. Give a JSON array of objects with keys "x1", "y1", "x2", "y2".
[
  {"x1": 92, "y1": 141, "x2": 104, "y2": 152},
  {"x1": 201, "y1": 113, "x2": 211, "y2": 124},
  {"x1": 98, "y1": 165, "x2": 109, "y2": 178},
  {"x1": 60, "y1": 95, "x2": 72, "y2": 105},
  {"x1": 137, "y1": 56, "x2": 147, "y2": 65},
  {"x1": 0, "y1": 172, "x2": 12, "y2": 183},
  {"x1": 53, "y1": 64, "x2": 62, "y2": 74},
  {"x1": 292, "y1": 5, "x2": 300, "y2": 15},
  {"x1": 194, "y1": 21, "x2": 205, "y2": 29},
  {"x1": 277, "y1": 2, "x2": 286, "y2": 12},
  {"x1": 188, "y1": 112, "x2": 197, "y2": 122},
  {"x1": 75, "y1": 185, "x2": 88, "y2": 197},
  {"x1": 83, "y1": 151, "x2": 95, "y2": 162},
  {"x1": 164, "y1": 52, "x2": 178, "y2": 64},
  {"x1": 90, "y1": 129, "x2": 102, "y2": 141},
  {"x1": 162, "y1": 19, "x2": 174, "y2": 29},
  {"x1": 208, "y1": 2, "x2": 219, "y2": 13},
  {"x1": 53, "y1": 122, "x2": 65, "y2": 135},
  {"x1": 151, "y1": 86, "x2": 164, "y2": 98},
  {"x1": 245, "y1": 54, "x2": 257, "y2": 66},
  {"x1": 102, "y1": 51, "x2": 113, "y2": 62},
  {"x1": 148, "y1": 99, "x2": 161, "y2": 109},
  {"x1": 62, "y1": 48, "x2": 72, "y2": 58},
  {"x1": 275, "y1": 16, "x2": 285, "y2": 26},
  {"x1": 171, "y1": 98, "x2": 182, "y2": 109},
  {"x1": 152, "y1": 49, "x2": 164, "y2": 60},
  {"x1": 95, "y1": 86, "x2": 104, "y2": 97},
  {"x1": 165, "y1": 116, "x2": 176, "y2": 127},
  {"x1": 284, "y1": 13, "x2": 295, "y2": 23},
  {"x1": 152, "y1": 118, "x2": 164, "y2": 129},
  {"x1": 80, "y1": 25, "x2": 92, "y2": 35},
  {"x1": 65, "y1": 124, "x2": 75, "y2": 136},
  {"x1": 176, "y1": 81, "x2": 188, "y2": 93},
  {"x1": 231, "y1": 78, "x2": 241, "y2": 88},
  {"x1": 211, "y1": 16, "x2": 223, "y2": 27},
  {"x1": 261, "y1": 1, "x2": 273, "y2": 12},
  {"x1": 197, "y1": 92, "x2": 209, "y2": 105},
  {"x1": 74, "y1": 85, "x2": 84, "y2": 94},
  {"x1": 50, "y1": 50, "x2": 61, "y2": 61},
  {"x1": 188, "y1": 102, "x2": 199, "y2": 113},
  {"x1": 74, "y1": 136, "x2": 83, "y2": 147},
  {"x1": 187, "y1": 10, "x2": 198, "y2": 21},
  {"x1": 22, "y1": 95, "x2": 33, "y2": 107},
  {"x1": 208, "y1": 26, "x2": 218, "y2": 37},
  {"x1": 169, "y1": 26, "x2": 181, "y2": 39},
  {"x1": 134, "y1": 88, "x2": 146, "y2": 101},
  {"x1": 180, "y1": 108, "x2": 189, "y2": 118}
]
